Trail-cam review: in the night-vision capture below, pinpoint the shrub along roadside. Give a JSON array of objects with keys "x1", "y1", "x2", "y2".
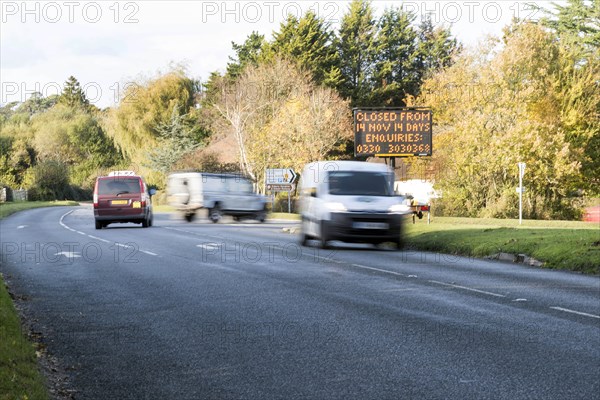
[
  {"x1": 405, "y1": 217, "x2": 600, "y2": 274},
  {"x1": 0, "y1": 201, "x2": 77, "y2": 400}
]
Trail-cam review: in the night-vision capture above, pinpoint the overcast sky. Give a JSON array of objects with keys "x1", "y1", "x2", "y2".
[{"x1": 0, "y1": 1, "x2": 556, "y2": 108}]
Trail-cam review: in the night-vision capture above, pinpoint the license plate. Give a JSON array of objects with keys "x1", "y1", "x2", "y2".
[
  {"x1": 111, "y1": 200, "x2": 128, "y2": 205},
  {"x1": 353, "y1": 222, "x2": 389, "y2": 230},
  {"x1": 132, "y1": 201, "x2": 141, "y2": 208}
]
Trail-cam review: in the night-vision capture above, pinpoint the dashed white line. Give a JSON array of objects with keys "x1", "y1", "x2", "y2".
[
  {"x1": 87, "y1": 235, "x2": 110, "y2": 243},
  {"x1": 350, "y1": 264, "x2": 407, "y2": 277},
  {"x1": 140, "y1": 250, "x2": 158, "y2": 256},
  {"x1": 76, "y1": 231, "x2": 86, "y2": 236},
  {"x1": 428, "y1": 280, "x2": 506, "y2": 298},
  {"x1": 550, "y1": 306, "x2": 600, "y2": 319}
]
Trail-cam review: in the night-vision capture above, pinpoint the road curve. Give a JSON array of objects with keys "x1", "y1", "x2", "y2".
[{"x1": 1, "y1": 206, "x2": 599, "y2": 399}]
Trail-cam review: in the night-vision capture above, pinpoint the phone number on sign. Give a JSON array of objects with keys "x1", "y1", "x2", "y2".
[{"x1": 356, "y1": 144, "x2": 431, "y2": 154}]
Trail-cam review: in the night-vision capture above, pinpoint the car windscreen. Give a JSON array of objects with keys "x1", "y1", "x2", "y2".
[
  {"x1": 97, "y1": 178, "x2": 141, "y2": 195},
  {"x1": 327, "y1": 171, "x2": 393, "y2": 196}
]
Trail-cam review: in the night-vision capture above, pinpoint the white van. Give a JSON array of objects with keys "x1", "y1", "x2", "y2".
[
  {"x1": 297, "y1": 161, "x2": 411, "y2": 248},
  {"x1": 167, "y1": 172, "x2": 268, "y2": 223}
]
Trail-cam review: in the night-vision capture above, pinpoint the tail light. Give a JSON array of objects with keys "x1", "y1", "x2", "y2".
[
  {"x1": 93, "y1": 180, "x2": 99, "y2": 208},
  {"x1": 139, "y1": 179, "x2": 146, "y2": 207}
]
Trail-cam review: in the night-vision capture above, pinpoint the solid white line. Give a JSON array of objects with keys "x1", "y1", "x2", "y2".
[
  {"x1": 140, "y1": 250, "x2": 158, "y2": 256},
  {"x1": 351, "y1": 264, "x2": 407, "y2": 277},
  {"x1": 59, "y1": 210, "x2": 76, "y2": 231},
  {"x1": 550, "y1": 306, "x2": 600, "y2": 319},
  {"x1": 115, "y1": 243, "x2": 131, "y2": 249},
  {"x1": 428, "y1": 280, "x2": 506, "y2": 298}
]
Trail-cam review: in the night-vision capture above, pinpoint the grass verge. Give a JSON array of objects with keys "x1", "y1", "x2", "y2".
[
  {"x1": 0, "y1": 279, "x2": 49, "y2": 400},
  {"x1": 0, "y1": 201, "x2": 78, "y2": 219},
  {"x1": 0, "y1": 201, "x2": 78, "y2": 400},
  {"x1": 405, "y1": 217, "x2": 600, "y2": 274},
  {"x1": 268, "y1": 212, "x2": 301, "y2": 221}
]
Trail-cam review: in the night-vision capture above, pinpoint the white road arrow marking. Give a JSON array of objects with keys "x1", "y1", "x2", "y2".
[{"x1": 54, "y1": 252, "x2": 82, "y2": 258}]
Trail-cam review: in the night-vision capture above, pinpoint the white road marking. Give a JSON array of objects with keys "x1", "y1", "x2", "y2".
[
  {"x1": 87, "y1": 235, "x2": 110, "y2": 243},
  {"x1": 513, "y1": 298, "x2": 528, "y2": 302},
  {"x1": 550, "y1": 306, "x2": 600, "y2": 319},
  {"x1": 17, "y1": 225, "x2": 27, "y2": 229},
  {"x1": 54, "y1": 251, "x2": 81, "y2": 258},
  {"x1": 164, "y1": 226, "x2": 224, "y2": 241},
  {"x1": 197, "y1": 243, "x2": 220, "y2": 250},
  {"x1": 60, "y1": 211, "x2": 159, "y2": 254},
  {"x1": 428, "y1": 280, "x2": 506, "y2": 298},
  {"x1": 59, "y1": 211, "x2": 77, "y2": 232},
  {"x1": 350, "y1": 264, "x2": 407, "y2": 277}
]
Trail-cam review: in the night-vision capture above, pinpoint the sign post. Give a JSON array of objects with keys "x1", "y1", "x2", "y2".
[
  {"x1": 265, "y1": 168, "x2": 297, "y2": 213},
  {"x1": 517, "y1": 162, "x2": 526, "y2": 225}
]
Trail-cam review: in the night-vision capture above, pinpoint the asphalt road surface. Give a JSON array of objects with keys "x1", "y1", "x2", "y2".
[{"x1": 1, "y1": 205, "x2": 599, "y2": 399}]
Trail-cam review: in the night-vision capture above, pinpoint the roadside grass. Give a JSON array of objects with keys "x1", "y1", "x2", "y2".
[
  {"x1": 0, "y1": 201, "x2": 78, "y2": 219},
  {"x1": 0, "y1": 201, "x2": 79, "y2": 400},
  {"x1": 0, "y1": 279, "x2": 49, "y2": 400},
  {"x1": 405, "y1": 217, "x2": 600, "y2": 274},
  {"x1": 269, "y1": 212, "x2": 301, "y2": 221},
  {"x1": 152, "y1": 204, "x2": 175, "y2": 213}
]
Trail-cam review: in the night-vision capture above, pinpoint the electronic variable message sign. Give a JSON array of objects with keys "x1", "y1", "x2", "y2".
[{"x1": 354, "y1": 108, "x2": 432, "y2": 157}]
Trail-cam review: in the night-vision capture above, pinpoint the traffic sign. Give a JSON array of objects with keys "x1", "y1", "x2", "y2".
[
  {"x1": 266, "y1": 183, "x2": 296, "y2": 192},
  {"x1": 266, "y1": 169, "x2": 296, "y2": 184}
]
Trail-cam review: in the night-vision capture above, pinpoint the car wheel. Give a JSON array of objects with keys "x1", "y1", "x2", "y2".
[
  {"x1": 233, "y1": 216, "x2": 240, "y2": 222},
  {"x1": 300, "y1": 220, "x2": 310, "y2": 247},
  {"x1": 319, "y1": 221, "x2": 331, "y2": 249},
  {"x1": 184, "y1": 212, "x2": 195, "y2": 223},
  {"x1": 209, "y1": 205, "x2": 221, "y2": 223},
  {"x1": 142, "y1": 217, "x2": 149, "y2": 228},
  {"x1": 95, "y1": 220, "x2": 102, "y2": 230}
]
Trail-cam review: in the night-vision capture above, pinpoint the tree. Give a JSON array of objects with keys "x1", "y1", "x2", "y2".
[
  {"x1": 535, "y1": 0, "x2": 600, "y2": 56},
  {"x1": 416, "y1": 16, "x2": 461, "y2": 79},
  {"x1": 32, "y1": 105, "x2": 122, "y2": 187},
  {"x1": 146, "y1": 105, "x2": 204, "y2": 173},
  {"x1": 226, "y1": 31, "x2": 269, "y2": 78},
  {"x1": 59, "y1": 76, "x2": 90, "y2": 109},
  {"x1": 370, "y1": 7, "x2": 420, "y2": 106},
  {"x1": 209, "y1": 58, "x2": 351, "y2": 187},
  {"x1": 103, "y1": 68, "x2": 202, "y2": 177},
  {"x1": 271, "y1": 11, "x2": 342, "y2": 88},
  {"x1": 337, "y1": 0, "x2": 377, "y2": 106},
  {"x1": 417, "y1": 22, "x2": 598, "y2": 219}
]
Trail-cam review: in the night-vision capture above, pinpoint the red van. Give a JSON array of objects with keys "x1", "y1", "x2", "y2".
[{"x1": 93, "y1": 171, "x2": 155, "y2": 229}]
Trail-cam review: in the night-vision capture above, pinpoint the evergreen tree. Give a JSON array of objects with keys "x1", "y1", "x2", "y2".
[
  {"x1": 59, "y1": 76, "x2": 90, "y2": 109},
  {"x1": 371, "y1": 7, "x2": 420, "y2": 106},
  {"x1": 226, "y1": 31, "x2": 268, "y2": 79},
  {"x1": 417, "y1": 16, "x2": 461, "y2": 79},
  {"x1": 537, "y1": 0, "x2": 600, "y2": 51},
  {"x1": 271, "y1": 11, "x2": 342, "y2": 88},
  {"x1": 338, "y1": 0, "x2": 377, "y2": 106}
]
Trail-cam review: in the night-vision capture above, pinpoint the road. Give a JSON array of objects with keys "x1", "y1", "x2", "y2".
[{"x1": 1, "y1": 205, "x2": 599, "y2": 399}]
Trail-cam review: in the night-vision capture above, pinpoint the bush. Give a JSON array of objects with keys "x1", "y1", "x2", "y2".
[{"x1": 29, "y1": 160, "x2": 71, "y2": 200}]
